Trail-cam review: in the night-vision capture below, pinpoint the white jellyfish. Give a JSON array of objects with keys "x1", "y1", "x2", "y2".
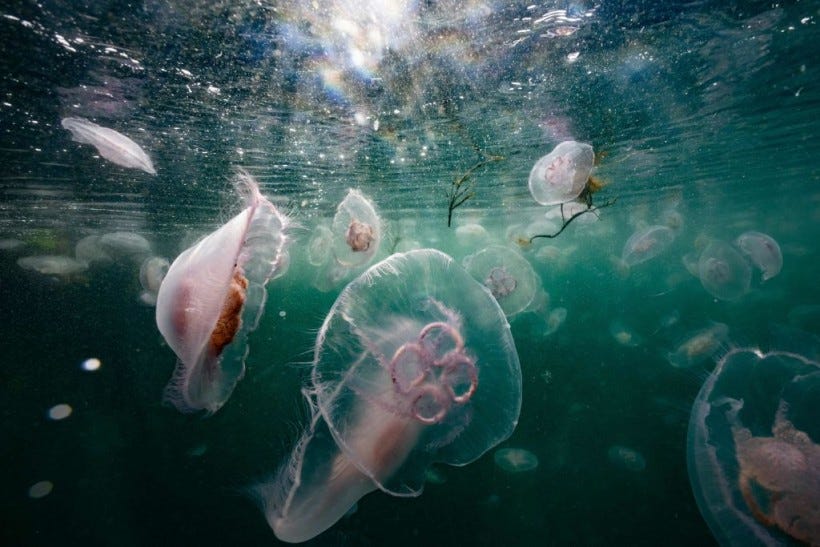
[
  {"x1": 331, "y1": 189, "x2": 381, "y2": 267},
  {"x1": 621, "y1": 225, "x2": 675, "y2": 267},
  {"x1": 528, "y1": 141, "x2": 595, "y2": 206},
  {"x1": 735, "y1": 231, "x2": 782, "y2": 281},
  {"x1": 463, "y1": 245, "x2": 540, "y2": 317}
]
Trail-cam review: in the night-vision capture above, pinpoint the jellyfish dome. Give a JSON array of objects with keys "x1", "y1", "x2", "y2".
[
  {"x1": 260, "y1": 249, "x2": 521, "y2": 543},
  {"x1": 155, "y1": 169, "x2": 289, "y2": 413},
  {"x1": 697, "y1": 240, "x2": 752, "y2": 301},
  {"x1": 331, "y1": 188, "x2": 381, "y2": 267},
  {"x1": 528, "y1": 141, "x2": 595, "y2": 206},
  {"x1": 687, "y1": 347, "x2": 820, "y2": 546},
  {"x1": 621, "y1": 225, "x2": 675, "y2": 267},
  {"x1": 463, "y1": 245, "x2": 540, "y2": 317},
  {"x1": 735, "y1": 231, "x2": 782, "y2": 282}
]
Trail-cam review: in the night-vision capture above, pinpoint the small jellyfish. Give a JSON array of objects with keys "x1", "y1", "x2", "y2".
[
  {"x1": 17, "y1": 255, "x2": 88, "y2": 276},
  {"x1": 257, "y1": 249, "x2": 521, "y2": 543},
  {"x1": 609, "y1": 320, "x2": 643, "y2": 347},
  {"x1": 544, "y1": 307, "x2": 567, "y2": 336},
  {"x1": 98, "y1": 232, "x2": 152, "y2": 261},
  {"x1": 155, "y1": 169, "x2": 289, "y2": 414},
  {"x1": 494, "y1": 448, "x2": 539, "y2": 473},
  {"x1": 455, "y1": 222, "x2": 489, "y2": 248},
  {"x1": 332, "y1": 189, "x2": 381, "y2": 267},
  {"x1": 307, "y1": 225, "x2": 334, "y2": 267},
  {"x1": 735, "y1": 231, "x2": 782, "y2": 281},
  {"x1": 463, "y1": 245, "x2": 540, "y2": 317},
  {"x1": 607, "y1": 445, "x2": 646, "y2": 472},
  {"x1": 139, "y1": 256, "x2": 169, "y2": 306},
  {"x1": 698, "y1": 240, "x2": 751, "y2": 301},
  {"x1": 528, "y1": 141, "x2": 595, "y2": 206},
  {"x1": 667, "y1": 322, "x2": 729, "y2": 368},
  {"x1": 681, "y1": 252, "x2": 700, "y2": 277},
  {"x1": 621, "y1": 225, "x2": 675, "y2": 267},
  {"x1": 688, "y1": 346, "x2": 820, "y2": 546},
  {"x1": 61, "y1": 117, "x2": 156, "y2": 174},
  {"x1": 28, "y1": 481, "x2": 54, "y2": 499},
  {"x1": 74, "y1": 235, "x2": 111, "y2": 264}
]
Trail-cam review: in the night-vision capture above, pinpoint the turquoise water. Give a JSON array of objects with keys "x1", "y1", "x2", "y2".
[{"x1": 1, "y1": 1, "x2": 819, "y2": 545}]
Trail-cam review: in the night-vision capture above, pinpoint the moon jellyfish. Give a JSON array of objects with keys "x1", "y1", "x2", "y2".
[
  {"x1": 155, "y1": 170, "x2": 289, "y2": 413},
  {"x1": 75, "y1": 235, "x2": 112, "y2": 264},
  {"x1": 608, "y1": 445, "x2": 646, "y2": 472},
  {"x1": 528, "y1": 141, "x2": 595, "y2": 206},
  {"x1": 463, "y1": 245, "x2": 539, "y2": 317},
  {"x1": 17, "y1": 255, "x2": 88, "y2": 276},
  {"x1": 307, "y1": 225, "x2": 334, "y2": 267},
  {"x1": 61, "y1": 117, "x2": 156, "y2": 174},
  {"x1": 139, "y1": 256, "x2": 170, "y2": 306},
  {"x1": 494, "y1": 447, "x2": 539, "y2": 473},
  {"x1": 258, "y1": 249, "x2": 521, "y2": 543},
  {"x1": 698, "y1": 240, "x2": 752, "y2": 301},
  {"x1": 621, "y1": 225, "x2": 675, "y2": 267},
  {"x1": 688, "y1": 347, "x2": 820, "y2": 546},
  {"x1": 609, "y1": 320, "x2": 643, "y2": 347},
  {"x1": 331, "y1": 189, "x2": 381, "y2": 267},
  {"x1": 735, "y1": 231, "x2": 782, "y2": 282},
  {"x1": 544, "y1": 307, "x2": 568, "y2": 336},
  {"x1": 98, "y1": 232, "x2": 152, "y2": 261},
  {"x1": 667, "y1": 322, "x2": 729, "y2": 368}
]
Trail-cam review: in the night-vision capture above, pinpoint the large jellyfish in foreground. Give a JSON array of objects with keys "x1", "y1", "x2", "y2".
[
  {"x1": 155, "y1": 170, "x2": 289, "y2": 413},
  {"x1": 257, "y1": 249, "x2": 521, "y2": 543},
  {"x1": 688, "y1": 347, "x2": 820, "y2": 546},
  {"x1": 528, "y1": 141, "x2": 595, "y2": 206}
]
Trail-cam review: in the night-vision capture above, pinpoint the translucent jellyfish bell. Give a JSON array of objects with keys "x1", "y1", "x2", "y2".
[
  {"x1": 735, "y1": 231, "x2": 782, "y2": 282},
  {"x1": 260, "y1": 249, "x2": 521, "y2": 542},
  {"x1": 528, "y1": 141, "x2": 595, "y2": 206},
  {"x1": 687, "y1": 347, "x2": 820, "y2": 546},
  {"x1": 621, "y1": 225, "x2": 675, "y2": 267},
  {"x1": 331, "y1": 189, "x2": 381, "y2": 267},
  {"x1": 463, "y1": 245, "x2": 540, "y2": 317},
  {"x1": 697, "y1": 240, "x2": 752, "y2": 301},
  {"x1": 155, "y1": 170, "x2": 289, "y2": 413}
]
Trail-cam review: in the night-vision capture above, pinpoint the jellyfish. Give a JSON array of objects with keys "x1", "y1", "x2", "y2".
[
  {"x1": 735, "y1": 231, "x2": 782, "y2": 282},
  {"x1": 155, "y1": 169, "x2": 289, "y2": 414},
  {"x1": 331, "y1": 189, "x2": 381, "y2": 267},
  {"x1": 607, "y1": 445, "x2": 646, "y2": 472},
  {"x1": 667, "y1": 322, "x2": 729, "y2": 368},
  {"x1": 494, "y1": 448, "x2": 539, "y2": 473},
  {"x1": 621, "y1": 225, "x2": 675, "y2": 267},
  {"x1": 75, "y1": 235, "x2": 112, "y2": 264},
  {"x1": 687, "y1": 346, "x2": 820, "y2": 546},
  {"x1": 61, "y1": 117, "x2": 156, "y2": 174},
  {"x1": 257, "y1": 249, "x2": 521, "y2": 543},
  {"x1": 463, "y1": 245, "x2": 539, "y2": 317},
  {"x1": 697, "y1": 240, "x2": 752, "y2": 301},
  {"x1": 98, "y1": 232, "x2": 152, "y2": 261},
  {"x1": 307, "y1": 224, "x2": 334, "y2": 267},
  {"x1": 528, "y1": 141, "x2": 595, "y2": 206},
  {"x1": 544, "y1": 307, "x2": 568, "y2": 336},
  {"x1": 17, "y1": 255, "x2": 88, "y2": 276},
  {"x1": 139, "y1": 256, "x2": 170, "y2": 306},
  {"x1": 609, "y1": 320, "x2": 643, "y2": 347}
]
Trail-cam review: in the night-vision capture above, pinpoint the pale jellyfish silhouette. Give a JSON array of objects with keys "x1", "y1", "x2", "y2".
[
  {"x1": 138, "y1": 256, "x2": 170, "y2": 306},
  {"x1": 17, "y1": 255, "x2": 88, "y2": 276},
  {"x1": 608, "y1": 445, "x2": 646, "y2": 472},
  {"x1": 688, "y1": 346, "x2": 820, "y2": 546},
  {"x1": 155, "y1": 170, "x2": 289, "y2": 413},
  {"x1": 331, "y1": 189, "x2": 381, "y2": 267},
  {"x1": 75, "y1": 235, "x2": 112, "y2": 264},
  {"x1": 61, "y1": 117, "x2": 156, "y2": 174},
  {"x1": 257, "y1": 249, "x2": 521, "y2": 543},
  {"x1": 698, "y1": 240, "x2": 751, "y2": 301},
  {"x1": 609, "y1": 320, "x2": 643, "y2": 347},
  {"x1": 463, "y1": 245, "x2": 539, "y2": 317},
  {"x1": 621, "y1": 225, "x2": 675, "y2": 267},
  {"x1": 667, "y1": 322, "x2": 729, "y2": 368},
  {"x1": 494, "y1": 448, "x2": 539, "y2": 473},
  {"x1": 98, "y1": 232, "x2": 152, "y2": 261},
  {"x1": 307, "y1": 225, "x2": 333, "y2": 267},
  {"x1": 544, "y1": 307, "x2": 568, "y2": 336},
  {"x1": 528, "y1": 141, "x2": 595, "y2": 206},
  {"x1": 735, "y1": 231, "x2": 782, "y2": 282}
]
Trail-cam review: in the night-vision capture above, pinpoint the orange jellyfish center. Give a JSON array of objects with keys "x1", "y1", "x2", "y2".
[
  {"x1": 346, "y1": 218, "x2": 374, "y2": 252},
  {"x1": 208, "y1": 269, "x2": 249, "y2": 356}
]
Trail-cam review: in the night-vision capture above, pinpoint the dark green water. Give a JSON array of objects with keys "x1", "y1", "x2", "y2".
[{"x1": 1, "y1": 1, "x2": 819, "y2": 545}]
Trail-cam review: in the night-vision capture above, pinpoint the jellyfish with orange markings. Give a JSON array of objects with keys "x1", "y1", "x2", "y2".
[{"x1": 155, "y1": 169, "x2": 289, "y2": 414}]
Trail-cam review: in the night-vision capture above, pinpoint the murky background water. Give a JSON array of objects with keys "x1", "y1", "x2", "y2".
[{"x1": 2, "y1": 1, "x2": 819, "y2": 545}]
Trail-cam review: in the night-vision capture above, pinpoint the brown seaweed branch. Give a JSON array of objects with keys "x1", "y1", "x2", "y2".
[
  {"x1": 528, "y1": 197, "x2": 617, "y2": 242},
  {"x1": 446, "y1": 154, "x2": 504, "y2": 227}
]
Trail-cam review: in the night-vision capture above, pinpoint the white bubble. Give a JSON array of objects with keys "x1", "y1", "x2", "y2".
[
  {"x1": 279, "y1": 310, "x2": 287, "y2": 318},
  {"x1": 47, "y1": 403, "x2": 72, "y2": 420},
  {"x1": 81, "y1": 357, "x2": 101, "y2": 371},
  {"x1": 28, "y1": 480, "x2": 53, "y2": 499}
]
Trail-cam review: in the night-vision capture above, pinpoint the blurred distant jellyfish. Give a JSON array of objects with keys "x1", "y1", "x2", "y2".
[
  {"x1": 0, "y1": 238, "x2": 25, "y2": 251},
  {"x1": 494, "y1": 447, "x2": 539, "y2": 473},
  {"x1": 607, "y1": 445, "x2": 646, "y2": 472},
  {"x1": 28, "y1": 481, "x2": 54, "y2": 499},
  {"x1": 609, "y1": 320, "x2": 643, "y2": 347},
  {"x1": 688, "y1": 346, "x2": 820, "y2": 546},
  {"x1": 139, "y1": 256, "x2": 170, "y2": 306},
  {"x1": 75, "y1": 235, "x2": 112, "y2": 264},
  {"x1": 621, "y1": 225, "x2": 675, "y2": 267},
  {"x1": 17, "y1": 255, "x2": 88, "y2": 276},
  {"x1": 667, "y1": 322, "x2": 729, "y2": 368},
  {"x1": 332, "y1": 189, "x2": 381, "y2": 267},
  {"x1": 61, "y1": 117, "x2": 156, "y2": 174},
  {"x1": 463, "y1": 245, "x2": 539, "y2": 317},
  {"x1": 528, "y1": 141, "x2": 595, "y2": 206},
  {"x1": 681, "y1": 252, "x2": 700, "y2": 277},
  {"x1": 698, "y1": 240, "x2": 751, "y2": 301},
  {"x1": 307, "y1": 225, "x2": 334, "y2": 267},
  {"x1": 257, "y1": 249, "x2": 521, "y2": 543},
  {"x1": 661, "y1": 209, "x2": 685, "y2": 234},
  {"x1": 155, "y1": 169, "x2": 289, "y2": 414},
  {"x1": 735, "y1": 231, "x2": 782, "y2": 282},
  {"x1": 98, "y1": 232, "x2": 152, "y2": 261},
  {"x1": 544, "y1": 307, "x2": 568, "y2": 336},
  {"x1": 455, "y1": 222, "x2": 490, "y2": 250}
]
